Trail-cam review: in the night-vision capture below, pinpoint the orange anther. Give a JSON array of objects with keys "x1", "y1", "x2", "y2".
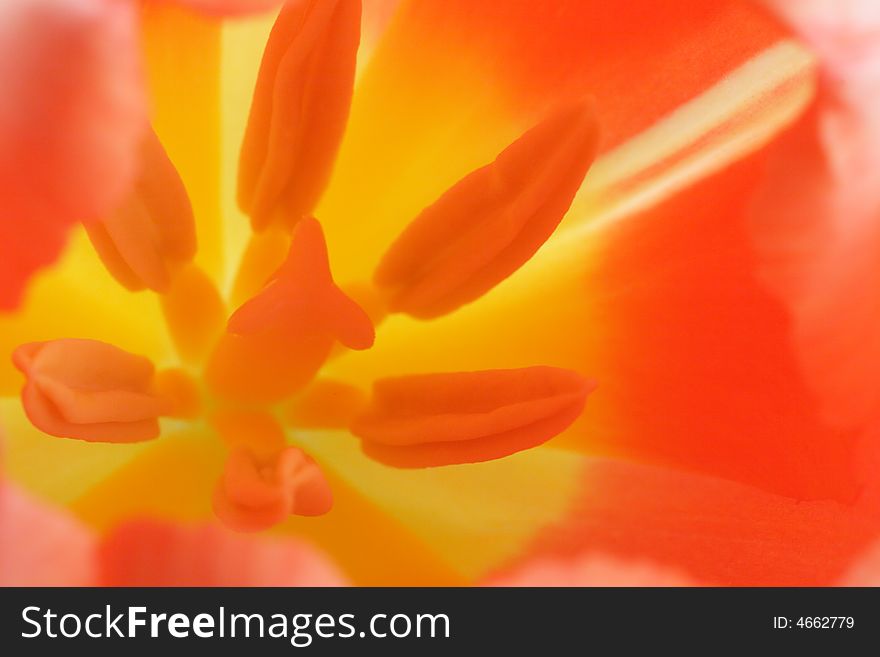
[
  {"x1": 86, "y1": 128, "x2": 196, "y2": 293},
  {"x1": 12, "y1": 339, "x2": 171, "y2": 443},
  {"x1": 205, "y1": 218, "x2": 374, "y2": 403},
  {"x1": 238, "y1": 0, "x2": 361, "y2": 230},
  {"x1": 213, "y1": 446, "x2": 332, "y2": 532},
  {"x1": 375, "y1": 100, "x2": 599, "y2": 319},
  {"x1": 351, "y1": 366, "x2": 595, "y2": 467}
]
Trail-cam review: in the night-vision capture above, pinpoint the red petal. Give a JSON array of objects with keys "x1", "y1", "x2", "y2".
[
  {"x1": 0, "y1": 0, "x2": 146, "y2": 309},
  {"x1": 839, "y1": 540, "x2": 880, "y2": 586},
  {"x1": 576, "y1": 149, "x2": 862, "y2": 501},
  {"x1": 751, "y1": 2, "x2": 880, "y2": 444},
  {"x1": 368, "y1": 0, "x2": 785, "y2": 148},
  {"x1": 485, "y1": 553, "x2": 696, "y2": 587},
  {"x1": 503, "y1": 459, "x2": 878, "y2": 586},
  {"x1": 158, "y1": 0, "x2": 286, "y2": 17},
  {"x1": 0, "y1": 481, "x2": 95, "y2": 585},
  {"x1": 98, "y1": 519, "x2": 346, "y2": 586}
]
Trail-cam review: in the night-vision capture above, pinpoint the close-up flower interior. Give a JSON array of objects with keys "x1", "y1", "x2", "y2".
[{"x1": 2, "y1": 0, "x2": 880, "y2": 589}]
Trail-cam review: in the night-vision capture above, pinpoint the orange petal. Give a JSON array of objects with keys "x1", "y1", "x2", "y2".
[
  {"x1": 98, "y1": 519, "x2": 346, "y2": 586},
  {"x1": 351, "y1": 367, "x2": 594, "y2": 467},
  {"x1": 485, "y1": 553, "x2": 696, "y2": 587},
  {"x1": 375, "y1": 100, "x2": 598, "y2": 319},
  {"x1": 238, "y1": 0, "x2": 361, "y2": 230},
  {"x1": 506, "y1": 459, "x2": 878, "y2": 586},
  {"x1": 0, "y1": 481, "x2": 96, "y2": 585},
  {"x1": 213, "y1": 446, "x2": 333, "y2": 532},
  {"x1": 86, "y1": 128, "x2": 197, "y2": 293},
  {"x1": 0, "y1": 0, "x2": 146, "y2": 309},
  {"x1": 205, "y1": 218, "x2": 373, "y2": 403},
  {"x1": 12, "y1": 339, "x2": 170, "y2": 443}
]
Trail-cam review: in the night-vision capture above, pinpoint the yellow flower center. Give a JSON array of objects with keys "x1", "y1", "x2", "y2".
[{"x1": 11, "y1": 1, "x2": 598, "y2": 533}]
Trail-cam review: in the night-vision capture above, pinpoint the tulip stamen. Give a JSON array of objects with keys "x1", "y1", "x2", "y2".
[
  {"x1": 85, "y1": 129, "x2": 197, "y2": 294},
  {"x1": 210, "y1": 409, "x2": 333, "y2": 531},
  {"x1": 374, "y1": 99, "x2": 599, "y2": 319}
]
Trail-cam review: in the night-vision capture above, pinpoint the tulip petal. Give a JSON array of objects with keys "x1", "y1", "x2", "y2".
[
  {"x1": 484, "y1": 553, "x2": 696, "y2": 587},
  {"x1": 751, "y1": 2, "x2": 880, "y2": 435},
  {"x1": 0, "y1": 480, "x2": 95, "y2": 585},
  {"x1": 751, "y1": 107, "x2": 880, "y2": 434},
  {"x1": 0, "y1": 0, "x2": 146, "y2": 309},
  {"x1": 383, "y1": 0, "x2": 787, "y2": 145},
  {"x1": 502, "y1": 458, "x2": 878, "y2": 586},
  {"x1": 762, "y1": 0, "x2": 880, "y2": 98},
  {"x1": 98, "y1": 519, "x2": 346, "y2": 586},
  {"x1": 158, "y1": 0, "x2": 286, "y2": 18},
  {"x1": 838, "y1": 540, "x2": 880, "y2": 586}
]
